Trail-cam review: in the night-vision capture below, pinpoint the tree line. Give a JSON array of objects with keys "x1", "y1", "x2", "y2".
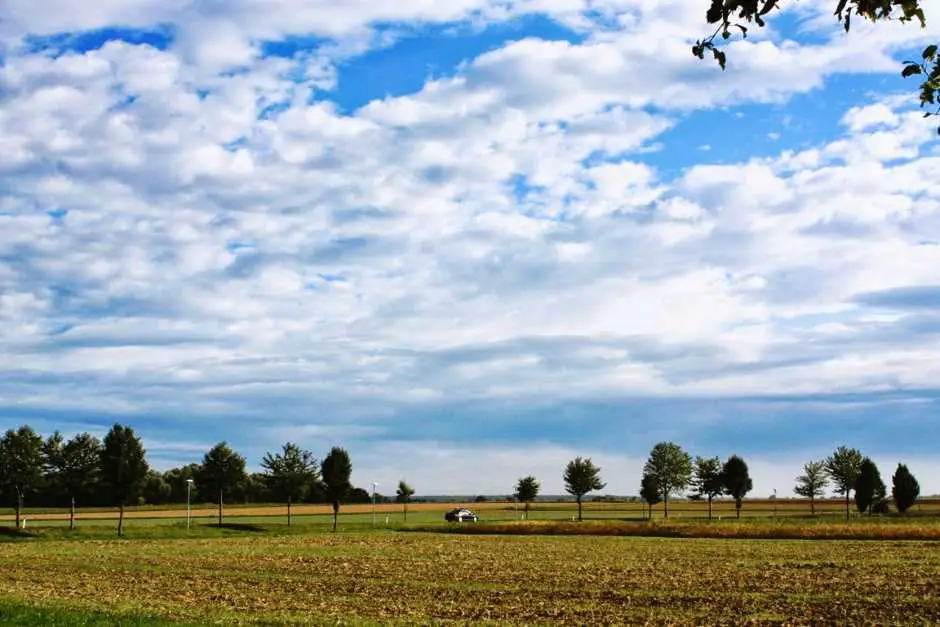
[
  {"x1": 512, "y1": 443, "x2": 922, "y2": 521},
  {"x1": 2, "y1": 424, "x2": 925, "y2": 533},
  {"x1": 0, "y1": 423, "x2": 413, "y2": 535}
]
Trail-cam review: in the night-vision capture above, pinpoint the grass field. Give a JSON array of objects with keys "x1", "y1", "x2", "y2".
[
  {"x1": 4, "y1": 497, "x2": 940, "y2": 528},
  {"x1": 0, "y1": 524, "x2": 939, "y2": 624}
]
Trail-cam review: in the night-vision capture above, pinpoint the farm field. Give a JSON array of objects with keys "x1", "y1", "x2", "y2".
[
  {"x1": 1, "y1": 527, "x2": 939, "y2": 625},
  {"x1": 4, "y1": 498, "x2": 940, "y2": 528}
]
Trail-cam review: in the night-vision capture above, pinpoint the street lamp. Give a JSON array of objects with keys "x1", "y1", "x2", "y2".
[
  {"x1": 186, "y1": 479, "x2": 194, "y2": 529},
  {"x1": 371, "y1": 482, "x2": 378, "y2": 526}
]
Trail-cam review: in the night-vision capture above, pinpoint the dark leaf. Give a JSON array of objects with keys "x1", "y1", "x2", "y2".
[
  {"x1": 923, "y1": 45, "x2": 938, "y2": 61},
  {"x1": 713, "y1": 48, "x2": 727, "y2": 70},
  {"x1": 902, "y1": 64, "x2": 923, "y2": 78},
  {"x1": 758, "y1": 0, "x2": 778, "y2": 16},
  {"x1": 706, "y1": 0, "x2": 723, "y2": 24}
]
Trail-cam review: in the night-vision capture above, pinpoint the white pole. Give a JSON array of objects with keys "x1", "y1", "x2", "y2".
[{"x1": 186, "y1": 479, "x2": 193, "y2": 529}]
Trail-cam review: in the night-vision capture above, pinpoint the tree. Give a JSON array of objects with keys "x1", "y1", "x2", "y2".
[
  {"x1": 396, "y1": 480, "x2": 415, "y2": 521},
  {"x1": 261, "y1": 442, "x2": 319, "y2": 527},
  {"x1": 720, "y1": 455, "x2": 753, "y2": 519},
  {"x1": 513, "y1": 476, "x2": 540, "y2": 520},
  {"x1": 825, "y1": 446, "x2": 864, "y2": 520},
  {"x1": 642, "y1": 442, "x2": 693, "y2": 519},
  {"x1": 563, "y1": 457, "x2": 605, "y2": 521},
  {"x1": 854, "y1": 457, "x2": 885, "y2": 515},
  {"x1": 640, "y1": 472, "x2": 662, "y2": 520},
  {"x1": 692, "y1": 1, "x2": 939, "y2": 133},
  {"x1": 142, "y1": 471, "x2": 172, "y2": 505},
  {"x1": 99, "y1": 424, "x2": 149, "y2": 536},
  {"x1": 0, "y1": 426, "x2": 44, "y2": 529},
  {"x1": 892, "y1": 463, "x2": 920, "y2": 513},
  {"x1": 196, "y1": 442, "x2": 247, "y2": 528},
  {"x1": 44, "y1": 432, "x2": 103, "y2": 530},
  {"x1": 321, "y1": 447, "x2": 353, "y2": 532},
  {"x1": 794, "y1": 460, "x2": 829, "y2": 515},
  {"x1": 692, "y1": 456, "x2": 724, "y2": 520},
  {"x1": 163, "y1": 464, "x2": 201, "y2": 503}
]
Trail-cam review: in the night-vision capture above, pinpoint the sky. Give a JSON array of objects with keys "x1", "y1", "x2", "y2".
[{"x1": 1, "y1": 0, "x2": 939, "y2": 498}]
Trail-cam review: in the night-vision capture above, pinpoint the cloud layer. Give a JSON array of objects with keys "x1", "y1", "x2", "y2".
[{"x1": 1, "y1": 1, "x2": 939, "y2": 494}]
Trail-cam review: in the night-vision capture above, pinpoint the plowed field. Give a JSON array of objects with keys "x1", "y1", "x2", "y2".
[{"x1": 1, "y1": 531, "x2": 938, "y2": 624}]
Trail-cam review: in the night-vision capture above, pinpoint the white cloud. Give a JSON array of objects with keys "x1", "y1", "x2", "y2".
[
  {"x1": 1, "y1": 1, "x2": 940, "y2": 491},
  {"x1": 345, "y1": 441, "x2": 940, "y2": 496}
]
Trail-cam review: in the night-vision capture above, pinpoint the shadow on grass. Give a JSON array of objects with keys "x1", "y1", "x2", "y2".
[
  {"x1": 204, "y1": 522, "x2": 269, "y2": 533},
  {"x1": 0, "y1": 527, "x2": 35, "y2": 539}
]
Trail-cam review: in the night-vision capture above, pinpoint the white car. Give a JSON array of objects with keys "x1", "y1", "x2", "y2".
[{"x1": 445, "y1": 508, "x2": 478, "y2": 522}]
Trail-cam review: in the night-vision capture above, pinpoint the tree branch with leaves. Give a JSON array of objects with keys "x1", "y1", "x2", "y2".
[{"x1": 693, "y1": 0, "x2": 939, "y2": 132}]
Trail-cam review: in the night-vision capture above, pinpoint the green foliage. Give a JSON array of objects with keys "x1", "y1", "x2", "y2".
[
  {"x1": 261, "y1": 442, "x2": 319, "y2": 505},
  {"x1": 196, "y1": 442, "x2": 247, "y2": 527},
  {"x1": 563, "y1": 457, "x2": 605, "y2": 521},
  {"x1": 514, "y1": 476, "x2": 540, "y2": 519},
  {"x1": 396, "y1": 480, "x2": 415, "y2": 503},
  {"x1": 396, "y1": 480, "x2": 415, "y2": 520},
  {"x1": 142, "y1": 472, "x2": 172, "y2": 506},
  {"x1": 853, "y1": 457, "x2": 885, "y2": 514},
  {"x1": 720, "y1": 455, "x2": 753, "y2": 517},
  {"x1": 44, "y1": 433, "x2": 103, "y2": 510},
  {"x1": 693, "y1": 0, "x2": 939, "y2": 133},
  {"x1": 692, "y1": 456, "x2": 723, "y2": 519},
  {"x1": 100, "y1": 424, "x2": 149, "y2": 535},
  {"x1": 0, "y1": 426, "x2": 45, "y2": 528},
  {"x1": 162, "y1": 464, "x2": 200, "y2": 503},
  {"x1": 825, "y1": 446, "x2": 864, "y2": 519},
  {"x1": 794, "y1": 460, "x2": 829, "y2": 514},
  {"x1": 321, "y1": 447, "x2": 353, "y2": 531},
  {"x1": 892, "y1": 463, "x2": 920, "y2": 513},
  {"x1": 196, "y1": 443, "x2": 247, "y2": 500},
  {"x1": 640, "y1": 472, "x2": 662, "y2": 519},
  {"x1": 642, "y1": 442, "x2": 693, "y2": 518}
]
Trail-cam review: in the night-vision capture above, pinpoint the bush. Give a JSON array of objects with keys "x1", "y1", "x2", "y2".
[{"x1": 871, "y1": 499, "x2": 891, "y2": 515}]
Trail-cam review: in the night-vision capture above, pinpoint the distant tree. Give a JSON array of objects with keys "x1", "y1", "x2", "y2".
[
  {"x1": 720, "y1": 455, "x2": 753, "y2": 519},
  {"x1": 825, "y1": 446, "x2": 864, "y2": 520},
  {"x1": 196, "y1": 442, "x2": 247, "y2": 528},
  {"x1": 640, "y1": 472, "x2": 662, "y2": 520},
  {"x1": 142, "y1": 471, "x2": 172, "y2": 505},
  {"x1": 0, "y1": 426, "x2": 44, "y2": 529},
  {"x1": 396, "y1": 480, "x2": 415, "y2": 521},
  {"x1": 692, "y1": 456, "x2": 724, "y2": 520},
  {"x1": 163, "y1": 464, "x2": 200, "y2": 503},
  {"x1": 99, "y1": 424, "x2": 149, "y2": 536},
  {"x1": 44, "y1": 432, "x2": 103, "y2": 530},
  {"x1": 793, "y1": 460, "x2": 829, "y2": 515},
  {"x1": 854, "y1": 457, "x2": 885, "y2": 515},
  {"x1": 321, "y1": 447, "x2": 353, "y2": 532},
  {"x1": 241, "y1": 472, "x2": 272, "y2": 503},
  {"x1": 892, "y1": 464, "x2": 920, "y2": 513},
  {"x1": 563, "y1": 457, "x2": 605, "y2": 521},
  {"x1": 261, "y1": 442, "x2": 319, "y2": 527},
  {"x1": 347, "y1": 486, "x2": 371, "y2": 504},
  {"x1": 513, "y1": 476, "x2": 540, "y2": 520},
  {"x1": 643, "y1": 442, "x2": 693, "y2": 519}
]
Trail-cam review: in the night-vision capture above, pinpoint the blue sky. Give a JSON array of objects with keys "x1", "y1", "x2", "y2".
[{"x1": 1, "y1": 0, "x2": 939, "y2": 496}]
